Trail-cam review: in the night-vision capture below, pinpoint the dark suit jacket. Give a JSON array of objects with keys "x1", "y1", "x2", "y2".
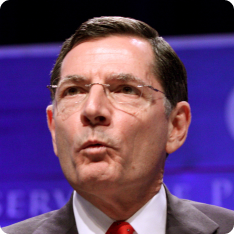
[{"x1": 3, "y1": 186, "x2": 234, "y2": 234}]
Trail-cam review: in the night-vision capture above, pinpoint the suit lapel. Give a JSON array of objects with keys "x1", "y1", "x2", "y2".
[
  {"x1": 33, "y1": 194, "x2": 78, "y2": 234},
  {"x1": 164, "y1": 185, "x2": 219, "y2": 234},
  {"x1": 29, "y1": 186, "x2": 221, "y2": 234}
]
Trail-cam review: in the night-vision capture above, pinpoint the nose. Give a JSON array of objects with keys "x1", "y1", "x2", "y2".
[{"x1": 80, "y1": 84, "x2": 111, "y2": 126}]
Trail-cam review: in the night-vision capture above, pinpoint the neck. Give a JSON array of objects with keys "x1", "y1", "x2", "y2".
[{"x1": 76, "y1": 178, "x2": 163, "y2": 220}]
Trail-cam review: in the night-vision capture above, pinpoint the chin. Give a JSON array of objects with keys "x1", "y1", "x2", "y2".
[
  {"x1": 75, "y1": 163, "x2": 118, "y2": 186},
  {"x1": 63, "y1": 159, "x2": 122, "y2": 195}
]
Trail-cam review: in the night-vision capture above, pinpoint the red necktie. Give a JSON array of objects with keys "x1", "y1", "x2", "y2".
[{"x1": 106, "y1": 221, "x2": 135, "y2": 234}]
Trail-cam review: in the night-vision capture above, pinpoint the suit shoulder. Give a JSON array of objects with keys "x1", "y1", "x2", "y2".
[
  {"x1": 184, "y1": 199, "x2": 234, "y2": 230},
  {"x1": 185, "y1": 199, "x2": 234, "y2": 217},
  {"x1": 2, "y1": 210, "x2": 58, "y2": 234}
]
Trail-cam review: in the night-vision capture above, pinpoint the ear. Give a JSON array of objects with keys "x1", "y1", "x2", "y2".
[
  {"x1": 166, "y1": 101, "x2": 191, "y2": 154},
  {"x1": 46, "y1": 105, "x2": 58, "y2": 156}
]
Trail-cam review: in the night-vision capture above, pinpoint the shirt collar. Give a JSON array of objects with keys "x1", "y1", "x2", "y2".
[{"x1": 73, "y1": 185, "x2": 167, "y2": 234}]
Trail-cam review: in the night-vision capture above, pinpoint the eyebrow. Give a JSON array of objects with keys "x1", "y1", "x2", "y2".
[
  {"x1": 107, "y1": 73, "x2": 146, "y2": 85},
  {"x1": 59, "y1": 73, "x2": 146, "y2": 85},
  {"x1": 58, "y1": 75, "x2": 87, "y2": 86}
]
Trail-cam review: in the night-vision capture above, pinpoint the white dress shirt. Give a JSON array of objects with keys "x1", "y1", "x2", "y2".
[{"x1": 73, "y1": 185, "x2": 167, "y2": 234}]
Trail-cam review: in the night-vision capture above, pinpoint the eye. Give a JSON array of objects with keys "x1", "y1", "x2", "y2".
[
  {"x1": 63, "y1": 86, "x2": 86, "y2": 97},
  {"x1": 116, "y1": 85, "x2": 141, "y2": 96}
]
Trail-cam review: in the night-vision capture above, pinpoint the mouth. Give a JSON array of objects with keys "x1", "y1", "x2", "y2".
[
  {"x1": 78, "y1": 141, "x2": 110, "y2": 160},
  {"x1": 80, "y1": 141, "x2": 109, "y2": 151}
]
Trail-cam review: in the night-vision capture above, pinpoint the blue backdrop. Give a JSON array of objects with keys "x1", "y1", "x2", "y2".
[{"x1": 1, "y1": 34, "x2": 234, "y2": 226}]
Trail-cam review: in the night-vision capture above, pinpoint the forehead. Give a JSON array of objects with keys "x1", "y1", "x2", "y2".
[{"x1": 61, "y1": 35, "x2": 156, "y2": 84}]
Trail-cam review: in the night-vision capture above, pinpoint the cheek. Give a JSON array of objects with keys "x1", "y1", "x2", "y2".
[
  {"x1": 132, "y1": 107, "x2": 168, "y2": 155},
  {"x1": 54, "y1": 117, "x2": 78, "y2": 157},
  {"x1": 114, "y1": 110, "x2": 149, "y2": 159},
  {"x1": 53, "y1": 118, "x2": 80, "y2": 183},
  {"x1": 115, "y1": 111, "x2": 140, "y2": 142}
]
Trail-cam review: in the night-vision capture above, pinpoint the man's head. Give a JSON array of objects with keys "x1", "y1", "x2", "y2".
[
  {"x1": 50, "y1": 16, "x2": 188, "y2": 114},
  {"x1": 46, "y1": 17, "x2": 191, "y2": 206}
]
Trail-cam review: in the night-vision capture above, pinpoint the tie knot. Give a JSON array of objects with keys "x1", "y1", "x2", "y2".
[{"x1": 106, "y1": 221, "x2": 135, "y2": 234}]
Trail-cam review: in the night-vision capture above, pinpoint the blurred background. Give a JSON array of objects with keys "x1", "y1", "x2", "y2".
[{"x1": 0, "y1": 0, "x2": 234, "y2": 226}]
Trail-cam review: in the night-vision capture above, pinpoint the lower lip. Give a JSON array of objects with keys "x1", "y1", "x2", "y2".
[{"x1": 81, "y1": 145, "x2": 108, "y2": 155}]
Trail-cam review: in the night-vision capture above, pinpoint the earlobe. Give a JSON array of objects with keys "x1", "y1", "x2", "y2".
[
  {"x1": 46, "y1": 105, "x2": 58, "y2": 156},
  {"x1": 166, "y1": 101, "x2": 191, "y2": 154}
]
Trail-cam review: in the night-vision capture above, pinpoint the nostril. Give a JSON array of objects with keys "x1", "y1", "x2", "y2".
[
  {"x1": 82, "y1": 115, "x2": 107, "y2": 126},
  {"x1": 82, "y1": 115, "x2": 94, "y2": 125},
  {"x1": 98, "y1": 116, "x2": 106, "y2": 122}
]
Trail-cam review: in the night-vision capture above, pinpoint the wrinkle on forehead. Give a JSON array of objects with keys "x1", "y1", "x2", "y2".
[
  {"x1": 61, "y1": 35, "x2": 158, "y2": 86},
  {"x1": 68, "y1": 35, "x2": 153, "y2": 57}
]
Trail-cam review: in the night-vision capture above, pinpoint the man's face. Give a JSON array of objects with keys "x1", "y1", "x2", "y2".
[{"x1": 47, "y1": 35, "x2": 170, "y2": 196}]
